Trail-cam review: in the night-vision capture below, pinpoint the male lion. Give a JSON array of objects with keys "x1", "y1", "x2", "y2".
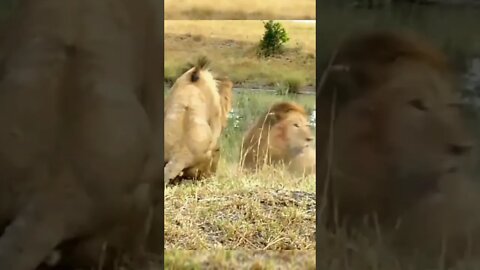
[
  {"x1": 240, "y1": 101, "x2": 315, "y2": 176},
  {"x1": 317, "y1": 30, "x2": 478, "y2": 261},
  {"x1": 168, "y1": 76, "x2": 234, "y2": 184},
  {"x1": 164, "y1": 57, "x2": 230, "y2": 185},
  {"x1": 0, "y1": 0, "x2": 162, "y2": 269}
]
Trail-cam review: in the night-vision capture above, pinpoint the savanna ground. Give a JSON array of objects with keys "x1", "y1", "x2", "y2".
[
  {"x1": 164, "y1": 90, "x2": 316, "y2": 269},
  {"x1": 165, "y1": 250, "x2": 315, "y2": 270},
  {"x1": 164, "y1": 20, "x2": 316, "y2": 93},
  {"x1": 317, "y1": 2, "x2": 480, "y2": 270},
  {"x1": 164, "y1": 0, "x2": 315, "y2": 20}
]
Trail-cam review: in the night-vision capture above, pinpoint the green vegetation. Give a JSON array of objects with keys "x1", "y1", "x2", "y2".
[{"x1": 257, "y1": 20, "x2": 290, "y2": 58}]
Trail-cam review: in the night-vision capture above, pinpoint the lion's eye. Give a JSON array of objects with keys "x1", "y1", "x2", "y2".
[
  {"x1": 409, "y1": 99, "x2": 428, "y2": 111},
  {"x1": 294, "y1": 123, "x2": 300, "y2": 128}
]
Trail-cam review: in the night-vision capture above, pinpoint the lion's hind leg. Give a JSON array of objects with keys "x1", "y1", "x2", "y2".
[
  {"x1": 164, "y1": 160, "x2": 186, "y2": 186},
  {"x1": 164, "y1": 149, "x2": 197, "y2": 186},
  {"x1": 184, "y1": 105, "x2": 215, "y2": 157},
  {"x1": 164, "y1": 103, "x2": 216, "y2": 186}
]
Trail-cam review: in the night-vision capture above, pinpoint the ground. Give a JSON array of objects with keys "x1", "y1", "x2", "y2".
[
  {"x1": 164, "y1": 250, "x2": 315, "y2": 270},
  {"x1": 165, "y1": 164, "x2": 315, "y2": 250},
  {"x1": 164, "y1": 0, "x2": 315, "y2": 20},
  {"x1": 164, "y1": 20, "x2": 316, "y2": 93}
]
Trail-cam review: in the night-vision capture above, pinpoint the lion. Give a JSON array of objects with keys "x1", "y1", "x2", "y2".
[
  {"x1": 0, "y1": 0, "x2": 162, "y2": 269},
  {"x1": 168, "y1": 77, "x2": 233, "y2": 184},
  {"x1": 288, "y1": 144, "x2": 316, "y2": 176},
  {"x1": 317, "y1": 30, "x2": 478, "y2": 262},
  {"x1": 240, "y1": 101, "x2": 315, "y2": 176},
  {"x1": 164, "y1": 57, "x2": 229, "y2": 186}
]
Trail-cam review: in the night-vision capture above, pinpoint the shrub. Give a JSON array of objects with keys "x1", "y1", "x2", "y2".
[{"x1": 257, "y1": 20, "x2": 289, "y2": 58}]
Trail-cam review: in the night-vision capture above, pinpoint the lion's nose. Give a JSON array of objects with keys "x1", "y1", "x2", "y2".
[
  {"x1": 448, "y1": 143, "x2": 472, "y2": 156},
  {"x1": 306, "y1": 137, "x2": 314, "y2": 142}
]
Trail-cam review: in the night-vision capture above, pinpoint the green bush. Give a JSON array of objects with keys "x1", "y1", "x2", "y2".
[{"x1": 257, "y1": 20, "x2": 290, "y2": 58}]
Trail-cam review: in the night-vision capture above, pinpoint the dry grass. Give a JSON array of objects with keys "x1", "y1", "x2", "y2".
[
  {"x1": 164, "y1": 20, "x2": 316, "y2": 91},
  {"x1": 317, "y1": 221, "x2": 480, "y2": 270},
  {"x1": 164, "y1": 20, "x2": 315, "y2": 52},
  {"x1": 164, "y1": 250, "x2": 316, "y2": 270},
  {"x1": 164, "y1": 162, "x2": 315, "y2": 250},
  {"x1": 165, "y1": 0, "x2": 315, "y2": 20}
]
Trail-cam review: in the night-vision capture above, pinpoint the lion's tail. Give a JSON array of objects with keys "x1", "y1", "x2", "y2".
[{"x1": 190, "y1": 56, "x2": 210, "y2": 82}]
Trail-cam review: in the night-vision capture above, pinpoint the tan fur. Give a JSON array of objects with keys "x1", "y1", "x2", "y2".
[
  {"x1": 164, "y1": 57, "x2": 228, "y2": 185},
  {"x1": 318, "y1": 30, "x2": 477, "y2": 262},
  {"x1": 288, "y1": 144, "x2": 316, "y2": 176},
  {"x1": 0, "y1": 0, "x2": 162, "y2": 269},
  {"x1": 169, "y1": 77, "x2": 233, "y2": 183},
  {"x1": 240, "y1": 101, "x2": 315, "y2": 176}
]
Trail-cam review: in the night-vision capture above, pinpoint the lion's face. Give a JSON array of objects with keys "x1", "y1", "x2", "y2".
[
  {"x1": 270, "y1": 110, "x2": 314, "y2": 158},
  {"x1": 384, "y1": 67, "x2": 472, "y2": 181},
  {"x1": 332, "y1": 61, "x2": 474, "y2": 215}
]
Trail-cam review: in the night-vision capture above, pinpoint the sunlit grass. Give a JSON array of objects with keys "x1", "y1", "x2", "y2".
[
  {"x1": 165, "y1": 0, "x2": 315, "y2": 20},
  {"x1": 164, "y1": 250, "x2": 316, "y2": 270}
]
